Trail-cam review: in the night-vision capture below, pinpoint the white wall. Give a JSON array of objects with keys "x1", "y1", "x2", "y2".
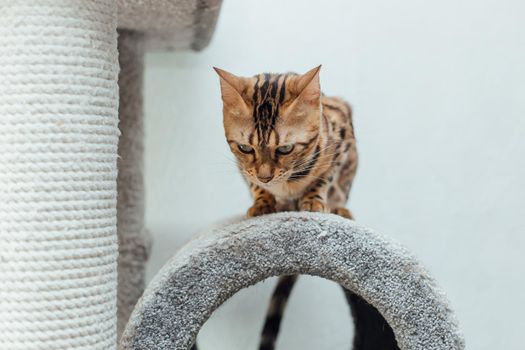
[{"x1": 143, "y1": 0, "x2": 525, "y2": 349}]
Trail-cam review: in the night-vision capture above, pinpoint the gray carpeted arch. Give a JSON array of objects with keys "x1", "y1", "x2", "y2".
[{"x1": 120, "y1": 212, "x2": 464, "y2": 350}]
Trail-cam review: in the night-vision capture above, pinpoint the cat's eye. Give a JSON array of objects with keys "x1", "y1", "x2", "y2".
[
  {"x1": 237, "y1": 144, "x2": 254, "y2": 154},
  {"x1": 276, "y1": 144, "x2": 294, "y2": 155}
]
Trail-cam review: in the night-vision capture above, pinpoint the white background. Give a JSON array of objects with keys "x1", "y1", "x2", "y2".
[{"x1": 143, "y1": 0, "x2": 525, "y2": 349}]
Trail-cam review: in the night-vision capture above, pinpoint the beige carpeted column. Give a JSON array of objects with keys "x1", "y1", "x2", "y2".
[{"x1": 116, "y1": 30, "x2": 151, "y2": 338}]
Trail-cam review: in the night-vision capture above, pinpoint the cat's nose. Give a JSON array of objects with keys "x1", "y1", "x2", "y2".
[{"x1": 257, "y1": 174, "x2": 274, "y2": 183}]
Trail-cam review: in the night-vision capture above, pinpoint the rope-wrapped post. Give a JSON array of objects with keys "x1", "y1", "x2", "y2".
[
  {"x1": 0, "y1": 1, "x2": 120, "y2": 349},
  {"x1": 121, "y1": 213, "x2": 464, "y2": 350},
  {"x1": 116, "y1": 30, "x2": 151, "y2": 338}
]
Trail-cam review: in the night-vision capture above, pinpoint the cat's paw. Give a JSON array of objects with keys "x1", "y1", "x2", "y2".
[
  {"x1": 332, "y1": 207, "x2": 354, "y2": 219},
  {"x1": 246, "y1": 203, "x2": 276, "y2": 218},
  {"x1": 299, "y1": 199, "x2": 329, "y2": 213}
]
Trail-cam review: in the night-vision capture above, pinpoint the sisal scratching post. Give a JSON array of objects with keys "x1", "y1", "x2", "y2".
[
  {"x1": 116, "y1": 30, "x2": 151, "y2": 338},
  {"x1": 121, "y1": 212, "x2": 464, "y2": 350},
  {"x1": 0, "y1": 1, "x2": 120, "y2": 349}
]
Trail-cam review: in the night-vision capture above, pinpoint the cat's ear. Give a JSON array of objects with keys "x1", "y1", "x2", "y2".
[
  {"x1": 213, "y1": 67, "x2": 248, "y2": 107},
  {"x1": 294, "y1": 65, "x2": 322, "y2": 106}
]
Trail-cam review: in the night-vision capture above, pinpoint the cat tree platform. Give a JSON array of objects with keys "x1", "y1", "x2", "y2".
[{"x1": 120, "y1": 212, "x2": 465, "y2": 350}]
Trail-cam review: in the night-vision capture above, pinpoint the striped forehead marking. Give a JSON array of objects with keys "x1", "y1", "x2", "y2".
[{"x1": 252, "y1": 74, "x2": 288, "y2": 144}]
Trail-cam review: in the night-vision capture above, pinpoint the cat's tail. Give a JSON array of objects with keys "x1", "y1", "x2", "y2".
[
  {"x1": 258, "y1": 279, "x2": 400, "y2": 350},
  {"x1": 258, "y1": 275, "x2": 298, "y2": 350}
]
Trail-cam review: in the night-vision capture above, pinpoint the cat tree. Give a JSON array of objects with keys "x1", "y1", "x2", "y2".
[
  {"x1": 0, "y1": 1, "x2": 221, "y2": 349},
  {"x1": 0, "y1": 1, "x2": 464, "y2": 350},
  {"x1": 120, "y1": 213, "x2": 464, "y2": 350}
]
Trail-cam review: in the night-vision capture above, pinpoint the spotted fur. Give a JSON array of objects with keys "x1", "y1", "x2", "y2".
[{"x1": 215, "y1": 66, "x2": 358, "y2": 349}]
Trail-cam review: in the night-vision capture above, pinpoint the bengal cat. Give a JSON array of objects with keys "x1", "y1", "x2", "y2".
[{"x1": 214, "y1": 65, "x2": 358, "y2": 350}]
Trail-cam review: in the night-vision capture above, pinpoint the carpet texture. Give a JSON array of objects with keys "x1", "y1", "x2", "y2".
[
  {"x1": 118, "y1": 0, "x2": 223, "y2": 50},
  {"x1": 114, "y1": 0, "x2": 223, "y2": 339},
  {"x1": 120, "y1": 212, "x2": 465, "y2": 350},
  {"x1": 116, "y1": 30, "x2": 152, "y2": 339}
]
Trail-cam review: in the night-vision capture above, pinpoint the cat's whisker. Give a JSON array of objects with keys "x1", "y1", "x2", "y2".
[
  {"x1": 289, "y1": 159, "x2": 340, "y2": 172},
  {"x1": 291, "y1": 145, "x2": 341, "y2": 168},
  {"x1": 291, "y1": 157, "x2": 340, "y2": 172}
]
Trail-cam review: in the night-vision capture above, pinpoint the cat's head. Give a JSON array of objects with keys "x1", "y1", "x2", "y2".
[{"x1": 215, "y1": 66, "x2": 322, "y2": 188}]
